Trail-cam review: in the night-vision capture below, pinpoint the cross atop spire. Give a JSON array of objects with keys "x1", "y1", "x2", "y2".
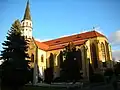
[{"x1": 23, "y1": 0, "x2": 31, "y2": 20}]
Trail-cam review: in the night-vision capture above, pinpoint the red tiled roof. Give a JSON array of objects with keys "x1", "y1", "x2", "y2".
[
  {"x1": 35, "y1": 40, "x2": 49, "y2": 51},
  {"x1": 42, "y1": 31, "x2": 106, "y2": 46},
  {"x1": 34, "y1": 31, "x2": 106, "y2": 51},
  {"x1": 48, "y1": 40, "x2": 87, "y2": 51}
]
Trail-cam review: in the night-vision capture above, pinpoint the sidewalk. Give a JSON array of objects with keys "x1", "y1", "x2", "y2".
[{"x1": 26, "y1": 82, "x2": 120, "y2": 90}]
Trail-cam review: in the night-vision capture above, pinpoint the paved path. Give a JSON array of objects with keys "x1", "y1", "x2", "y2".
[{"x1": 27, "y1": 82, "x2": 120, "y2": 90}]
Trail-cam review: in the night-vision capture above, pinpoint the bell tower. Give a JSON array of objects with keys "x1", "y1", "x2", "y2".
[{"x1": 21, "y1": 0, "x2": 32, "y2": 39}]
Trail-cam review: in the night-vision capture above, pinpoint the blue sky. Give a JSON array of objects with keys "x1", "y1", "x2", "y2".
[{"x1": 0, "y1": 0, "x2": 120, "y2": 59}]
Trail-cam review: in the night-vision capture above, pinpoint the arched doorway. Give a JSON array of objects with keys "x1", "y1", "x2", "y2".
[
  {"x1": 49, "y1": 53, "x2": 54, "y2": 68},
  {"x1": 91, "y1": 43, "x2": 98, "y2": 69},
  {"x1": 77, "y1": 49, "x2": 82, "y2": 70}
]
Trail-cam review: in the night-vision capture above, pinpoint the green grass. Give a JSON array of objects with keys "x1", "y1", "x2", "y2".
[
  {"x1": 1, "y1": 85, "x2": 67, "y2": 90},
  {"x1": 22, "y1": 85, "x2": 67, "y2": 90}
]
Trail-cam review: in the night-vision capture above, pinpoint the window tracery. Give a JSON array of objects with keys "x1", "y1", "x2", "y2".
[
  {"x1": 101, "y1": 42, "x2": 106, "y2": 61},
  {"x1": 41, "y1": 55, "x2": 44, "y2": 62}
]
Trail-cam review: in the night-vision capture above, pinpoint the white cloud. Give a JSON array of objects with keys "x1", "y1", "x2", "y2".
[
  {"x1": 96, "y1": 30, "x2": 104, "y2": 35},
  {"x1": 108, "y1": 30, "x2": 120, "y2": 61},
  {"x1": 34, "y1": 38, "x2": 42, "y2": 42},
  {"x1": 112, "y1": 50, "x2": 120, "y2": 61},
  {"x1": 35, "y1": 27, "x2": 104, "y2": 42},
  {"x1": 35, "y1": 33, "x2": 79, "y2": 42},
  {"x1": 80, "y1": 30, "x2": 90, "y2": 33},
  {"x1": 108, "y1": 30, "x2": 120, "y2": 46},
  {"x1": 59, "y1": 33, "x2": 78, "y2": 38},
  {"x1": 57, "y1": 29, "x2": 103, "y2": 38},
  {"x1": 80, "y1": 27, "x2": 104, "y2": 35},
  {"x1": 35, "y1": 38, "x2": 53, "y2": 42}
]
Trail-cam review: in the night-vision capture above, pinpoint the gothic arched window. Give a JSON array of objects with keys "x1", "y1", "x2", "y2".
[
  {"x1": 41, "y1": 55, "x2": 44, "y2": 62},
  {"x1": 49, "y1": 53, "x2": 54, "y2": 68},
  {"x1": 101, "y1": 42, "x2": 106, "y2": 61},
  {"x1": 54, "y1": 53, "x2": 57, "y2": 66},
  {"x1": 101, "y1": 42, "x2": 106, "y2": 67},
  {"x1": 31, "y1": 54, "x2": 34, "y2": 62},
  {"x1": 90, "y1": 43, "x2": 98, "y2": 69},
  {"x1": 105, "y1": 41, "x2": 110, "y2": 60}
]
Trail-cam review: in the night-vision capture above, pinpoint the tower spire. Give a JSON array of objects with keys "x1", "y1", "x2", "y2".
[
  {"x1": 21, "y1": 0, "x2": 33, "y2": 39},
  {"x1": 23, "y1": 0, "x2": 31, "y2": 20}
]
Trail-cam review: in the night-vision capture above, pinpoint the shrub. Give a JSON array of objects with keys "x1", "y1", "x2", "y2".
[
  {"x1": 114, "y1": 63, "x2": 120, "y2": 75},
  {"x1": 89, "y1": 73, "x2": 105, "y2": 83},
  {"x1": 53, "y1": 77, "x2": 62, "y2": 82},
  {"x1": 104, "y1": 68, "x2": 114, "y2": 76},
  {"x1": 44, "y1": 67, "x2": 53, "y2": 84}
]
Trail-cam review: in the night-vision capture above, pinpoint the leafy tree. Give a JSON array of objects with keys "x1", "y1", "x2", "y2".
[
  {"x1": 114, "y1": 62, "x2": 120, "y2": 75},
  {"x1": 61, "y1": 42, "x2": 83, "y2": 83},
  {"x1": 1, "y1": 20, "x2": 29, "y2": 61},
  {"x1": 0, "y1": 20, "x2": 30, "y2": 90}
]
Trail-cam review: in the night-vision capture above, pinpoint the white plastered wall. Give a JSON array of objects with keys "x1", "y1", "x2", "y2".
[
  {"x1": 21, "y1": 20, "x2": 32, "y2": 38},
  {"x1": 37, "y1": 48, "x2": 47, "y2": 80}
]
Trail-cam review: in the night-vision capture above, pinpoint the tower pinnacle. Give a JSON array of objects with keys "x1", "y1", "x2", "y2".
[{"x1": 23, "y1": 0, "x2": 31, "y2": 20}]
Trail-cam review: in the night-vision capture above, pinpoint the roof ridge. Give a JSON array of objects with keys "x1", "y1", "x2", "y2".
[
  {"x1": 48, "y1": 39, "x2": 87, "y2": 46},
  {"x1": 92, "y1": 30, "x2": 106, "y2": 37}
]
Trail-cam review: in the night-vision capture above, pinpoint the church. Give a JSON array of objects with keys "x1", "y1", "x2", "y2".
[{"x1": 21, "y1": 1, "x2": 113, "y2": 84}]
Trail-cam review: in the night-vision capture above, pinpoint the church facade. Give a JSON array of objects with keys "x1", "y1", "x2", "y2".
[{"x1": 21, "y1": 1, "x2": 113, "y2": 84}]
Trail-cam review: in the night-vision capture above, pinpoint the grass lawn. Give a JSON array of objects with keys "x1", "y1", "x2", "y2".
[
  {"x1": 1, "y1": 85, "x2": 68, "y2": 90},
  {"x1": 22, "y1": 85, "x2": 67, "y2": 90}
]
